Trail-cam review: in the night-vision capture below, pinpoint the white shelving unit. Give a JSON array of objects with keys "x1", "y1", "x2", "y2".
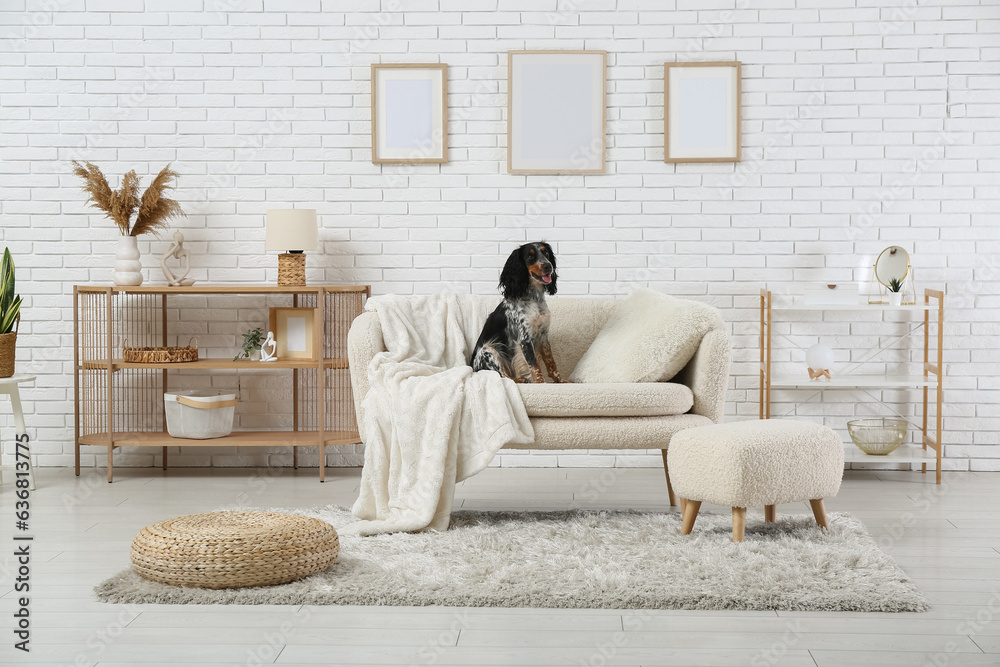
[{"x1": 759, "y1": 288, "x2": 945, "y2": 483}]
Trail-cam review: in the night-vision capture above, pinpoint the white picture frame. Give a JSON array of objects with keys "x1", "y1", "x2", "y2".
[
  {"x1": 507, "y1": 50, "x2": 606, "y2": 174},
  {"x1": 371, "y1": 63, "x2": 448, "y2": 164},
  {"x1": 664, "y1": 61, "x2": 741, "y2": 163}
]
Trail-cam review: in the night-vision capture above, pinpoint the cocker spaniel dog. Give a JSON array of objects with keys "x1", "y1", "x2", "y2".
[{"x1": 471, "y1": 242, "x2": 566, "y2": 383}]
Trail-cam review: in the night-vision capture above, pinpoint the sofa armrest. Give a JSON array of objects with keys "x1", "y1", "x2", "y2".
[
  {"x1": 675, "y1": 327, "x2": 731, "y2": 423},
  {"x1": 347, "y1": 311, "x2": 385, "y2": 431}
]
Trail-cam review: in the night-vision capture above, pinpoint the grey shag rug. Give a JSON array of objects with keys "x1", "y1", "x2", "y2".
[{"x1": 95, "y1": 506, "x2": 928, "y2": 612}]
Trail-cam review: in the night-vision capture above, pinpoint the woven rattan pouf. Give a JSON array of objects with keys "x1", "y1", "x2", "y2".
[{"x1": 131, "y1": 511, "x2": 339, "y2": 589}]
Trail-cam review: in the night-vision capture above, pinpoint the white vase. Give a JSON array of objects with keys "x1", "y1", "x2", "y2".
[
  {"x1": 888, "y1": 291, "x2": 903, "y2": 307},
  {"x1": 113, "y1": 235, "x2": 143, "y2": 286}
]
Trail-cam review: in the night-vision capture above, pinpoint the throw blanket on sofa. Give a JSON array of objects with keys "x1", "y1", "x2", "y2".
[{"x1": 342, "y1": 294, "x2": 534, "y2": 536}]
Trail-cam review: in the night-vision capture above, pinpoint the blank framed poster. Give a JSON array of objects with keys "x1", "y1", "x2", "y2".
[
  {"x1": 508, "y1": 50, "x2": 606, "y2": 174},
  {"x1": 371, "y1": 63, "x2": 448, "y2": 164},
  {"x1": 664, "y1": 61, "x2": 741, "y2": 163}
]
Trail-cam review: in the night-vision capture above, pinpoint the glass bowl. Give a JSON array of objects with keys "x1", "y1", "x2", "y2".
[{"x1": 847, "y1": 418, "x2": 908, "y2": 455}]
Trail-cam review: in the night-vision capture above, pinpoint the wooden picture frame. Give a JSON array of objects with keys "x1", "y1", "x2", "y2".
[
  {"x1": 507, "y1": 50, "x2": 606, "y2": 174},
  {"x1": 664, "y1": 61, "x2": 741, "y2": 163},
  {"x1": 371, "y1": 63, "x2": 448, "y2": 164},
  {"x1": 269, "y1": 307, "x2": 317, "y2": 361}
]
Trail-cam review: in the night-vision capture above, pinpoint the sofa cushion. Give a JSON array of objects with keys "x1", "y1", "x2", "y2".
[
  {"x1": 517, "y1": 382, "x2": 694, "y2": 418},
  {"x1": 569, "y1": 289, "x2": 725, "y2": 384}
]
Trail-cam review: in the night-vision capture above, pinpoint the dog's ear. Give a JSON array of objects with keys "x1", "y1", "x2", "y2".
[
  {"x1": 541, "y1": 243, "x2": 558, "y2": 295},
  {"x1": 499, "y1": 246, "x2": 529, "y2": 300}
]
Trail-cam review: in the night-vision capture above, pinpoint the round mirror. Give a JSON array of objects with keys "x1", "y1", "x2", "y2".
[{"x1": 874, "y1": 246, "x2": 910, "y2": 287}]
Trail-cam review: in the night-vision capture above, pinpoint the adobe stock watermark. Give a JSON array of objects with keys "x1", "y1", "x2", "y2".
[{"x1": 924, "y1": 584, "x2": 1000, "y2": 667}]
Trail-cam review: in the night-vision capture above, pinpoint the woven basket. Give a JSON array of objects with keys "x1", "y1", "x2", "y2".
[
  {"x1": 277, "y1": 252, "x2": 306, "y2": 286},
  {"x1": 0, "y1": 315, "x2": 18, "y2": 378},
  {"x1": 131, "y1": 511, "x2": 339, "y2": 589},
  {"x1": 123, "y1": 337, "x2": 198, "y2": 364}
]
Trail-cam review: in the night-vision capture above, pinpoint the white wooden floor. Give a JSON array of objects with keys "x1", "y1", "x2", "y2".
[{"x1": 1, "y1": 465, "x2": 998, "y2": 666}]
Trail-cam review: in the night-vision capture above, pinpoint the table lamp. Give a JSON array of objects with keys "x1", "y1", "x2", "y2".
[{"x1": 265, "y1": 209, "x2": 319, "y2": 286}]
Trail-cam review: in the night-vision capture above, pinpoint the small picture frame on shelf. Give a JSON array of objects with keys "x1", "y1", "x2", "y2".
[
  {"x1": 664, "y1": 61, "x2": 741, "y2": 163},
  {"x1": 371, "y1": 63, "x2": 448, "y2": 164},
  {"x1": 269, "y1": 307, "x2": 317, "y2": 361}
]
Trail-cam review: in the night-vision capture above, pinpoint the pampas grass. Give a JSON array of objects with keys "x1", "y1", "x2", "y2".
[{"x1": 72, "y1": 161, "x2": 185, "y2": 236}]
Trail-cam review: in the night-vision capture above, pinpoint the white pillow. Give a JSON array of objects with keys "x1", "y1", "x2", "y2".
[{"x1": 569, "y1": 289, "x2": 724, "y2": 383}]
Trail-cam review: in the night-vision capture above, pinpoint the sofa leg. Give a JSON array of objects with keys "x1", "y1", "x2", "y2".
[
  {"x1": 680, "y1": 499, "x2": 701, "y2": 535},
  {"x1": 809, "y1": 499, "x2": 828, "y2": 529},
  {"x1": 764, "y1": 505, "x2": 776, "y2": 523},
  {"x1": 732, "y1": 507, "x2": 746, "y2": 542},
  {"x1": 661, "y1": 449, "x2": 678, "y2": 507}
]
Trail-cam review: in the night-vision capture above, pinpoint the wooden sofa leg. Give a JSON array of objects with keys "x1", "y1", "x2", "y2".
[
  {"x1": 809, "y1": 499, "x2": 828, "y2": 529},
  {"x1": 661, "y1": 449, "x2": 678, "y2": 507},
  {"x1": 732, "y1": 507, "x2": 746, "y2": 542},
  {"x1": 680, "y1": 499, "x2": 701, "y2": 535},
  {"x1": 764, "y1": 504, "x2": 776, "y2": 523}
]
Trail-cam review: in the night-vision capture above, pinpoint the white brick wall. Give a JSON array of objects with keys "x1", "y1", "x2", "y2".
[{"x1": 1, "y1": 0, "x2": 998, "y2": 472}]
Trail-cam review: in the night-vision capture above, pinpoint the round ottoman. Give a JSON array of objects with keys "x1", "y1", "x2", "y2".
[
  {"x1": 667, "y1": 420, "x2": 844, "y2": 542},
  {"x1": 131, "y1": 511, "x2": 339, "y2": 589}
]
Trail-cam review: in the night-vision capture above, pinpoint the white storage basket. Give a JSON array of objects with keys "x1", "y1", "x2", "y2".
[{"x1": 164, "y1": 390, "x2": 237, "y2": 439}]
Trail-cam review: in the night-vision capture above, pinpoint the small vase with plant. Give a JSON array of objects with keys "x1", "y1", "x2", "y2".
[
  {"x1": 887, "y1": 277, "x2": 904, "y2": 306},
  {"x1": 0, "y1": 248, "x2": 23, "y2": 378},
  {"x1": 234, "y1": 327, "x2": 264, "y2": 361},
  {"x1": 71, "y1": 161, "x2": 186, "y2": 287}
]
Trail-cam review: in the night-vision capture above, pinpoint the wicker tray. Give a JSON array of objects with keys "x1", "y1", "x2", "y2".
[{"x1": 123, "y1": 337, "x2": 198, "y2": 364}]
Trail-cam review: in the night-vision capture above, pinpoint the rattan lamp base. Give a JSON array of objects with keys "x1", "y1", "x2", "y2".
[{"x1": 277, "y1": 253, "x2": 307, "y2": 286}]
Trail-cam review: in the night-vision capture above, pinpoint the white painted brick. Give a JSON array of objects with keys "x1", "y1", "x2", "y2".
[{"x1": 0, "y1": 1, "x2": 995, "y2": 472}]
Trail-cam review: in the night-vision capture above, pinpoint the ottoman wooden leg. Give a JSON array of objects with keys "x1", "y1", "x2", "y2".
[
  {"x1": 764, "y1": 505, "x2": 776, "y2": 523},
  {"x1": 809, "y1": 499, "x2": 829, "y2": 529},
  {"x1": 680, "y1": 499, "x2": 701, "y2": 535},
  {"x1": 732, "y1": 507, "x2": 746, "y2": 542}
]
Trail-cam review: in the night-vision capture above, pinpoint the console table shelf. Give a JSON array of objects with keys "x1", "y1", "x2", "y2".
[
  {"x1": 759, "y1": 288, "x2": 944, "y2": 483},
  {"x1": 73, "y1": 284, "x2": 370, "y2": 482}
]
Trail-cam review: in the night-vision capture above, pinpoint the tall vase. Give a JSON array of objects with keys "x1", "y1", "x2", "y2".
[{"x1": 114, "y1": 235, "x2": 143, "y2": 286}]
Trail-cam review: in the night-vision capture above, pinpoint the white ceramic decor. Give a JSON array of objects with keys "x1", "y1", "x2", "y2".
[{"x1": 114, "y1": 235, "x2": 143, "y2": 286}]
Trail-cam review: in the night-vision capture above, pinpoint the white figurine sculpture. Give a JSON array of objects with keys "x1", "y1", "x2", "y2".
[
  {"x1": 260, "y1": 331, "x2": 277, "y2": 362},
  {"x1": 160, "y1": 231, "x2": 196, "y2": 286}
]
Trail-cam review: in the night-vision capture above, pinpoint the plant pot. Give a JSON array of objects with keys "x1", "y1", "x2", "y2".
[
  {"x1": 114, "y1": 235, "x2": 143, "y2": 286},
  {"x1": 0, "y1": 330, "x2": 16, "y2": 379},
  {"x1": 888, "y1": 292, "x2": 903, "y2": 307}
]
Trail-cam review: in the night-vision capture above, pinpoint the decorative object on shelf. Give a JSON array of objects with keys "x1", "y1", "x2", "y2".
[
  {"x1": 269, "y1": 307, "x2": 317, "y2": 361},
  {"x1": 234, "y1": 327, "x2": 264, "y2": 361},
  {"x1": 71, "y1": 161, "x2": 186, "y2": 287},
  {"x1": 806, "y1": 343, "x2": 834, "y2": 381},
  {"x1": 123, "y1": 337, "x2": 198, "y2": 364},
  {"x1": 803, "y1": 283, "x2": 859, "y2": 306},
  {"x1": 868, "y1": 245, "x2": 915, "y2": 305},
  {"x1": 664, "y1": 61, "x2": 742, "y2": 163},
  {"x1": 260, "y1": 331, "x2": 277, "y2": 362},
  {"x1": 265, "y1": 209, "x2": 319, "y2": 286},
  {"x1": 160, "y1": 231, "x2": 195, "y2": 286},
  {"x1": 847, "y1": 417, "x2": 908, "y2": 456},
  {"x1": 0, "y1": 248, "x2": 23, "y2": 378},
  {"x1": 371, "y1": 63, "x2": 448, "y2": 164},
  {"x1": 164, "y1": 390, "x2": 238, "y2": 440},
  {"x1": 507, "y1": 50, "x2": 606, "y2": 174},
  {"x1": 887, "y1": 277, "x2": 904, "y2": 306}
]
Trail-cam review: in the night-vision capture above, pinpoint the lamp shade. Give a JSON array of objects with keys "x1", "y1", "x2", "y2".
[{"x1": 265, "y1": 209, "x2": 319, "y2": 252}]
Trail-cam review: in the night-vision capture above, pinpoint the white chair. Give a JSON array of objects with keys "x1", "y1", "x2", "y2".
[{"x1": 0, "y1": 374, "x2": 35, "y2": 491}]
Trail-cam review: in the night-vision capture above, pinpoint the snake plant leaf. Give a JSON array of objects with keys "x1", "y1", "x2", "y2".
[{"x1": 0, "y1": 248, "x2": 21, "y2": 335}]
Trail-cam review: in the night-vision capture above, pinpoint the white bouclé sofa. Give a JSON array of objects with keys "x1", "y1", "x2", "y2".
[{"x1": 347, "y1": 295, "x2": 731, "y2": 506}]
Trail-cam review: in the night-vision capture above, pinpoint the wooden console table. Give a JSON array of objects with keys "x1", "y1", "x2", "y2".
[{"x1": 73, "y1": 284, "x2": 369, "y2": 482}]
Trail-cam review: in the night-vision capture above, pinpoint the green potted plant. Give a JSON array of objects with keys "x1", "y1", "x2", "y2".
[
  {"x1": 234, "y1": 327, "x2": 264, "y2": 361},
  {"x1": 887, "y1": 277, "x2": 904, "y2": 306},
  {"x1": 0, "y1": 248, "x2": 23, "y2": 378}
]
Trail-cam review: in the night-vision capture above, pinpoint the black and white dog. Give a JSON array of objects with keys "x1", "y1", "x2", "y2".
[{"x1": 471, "y1": 242, "x2": 566, "y2": 383}]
